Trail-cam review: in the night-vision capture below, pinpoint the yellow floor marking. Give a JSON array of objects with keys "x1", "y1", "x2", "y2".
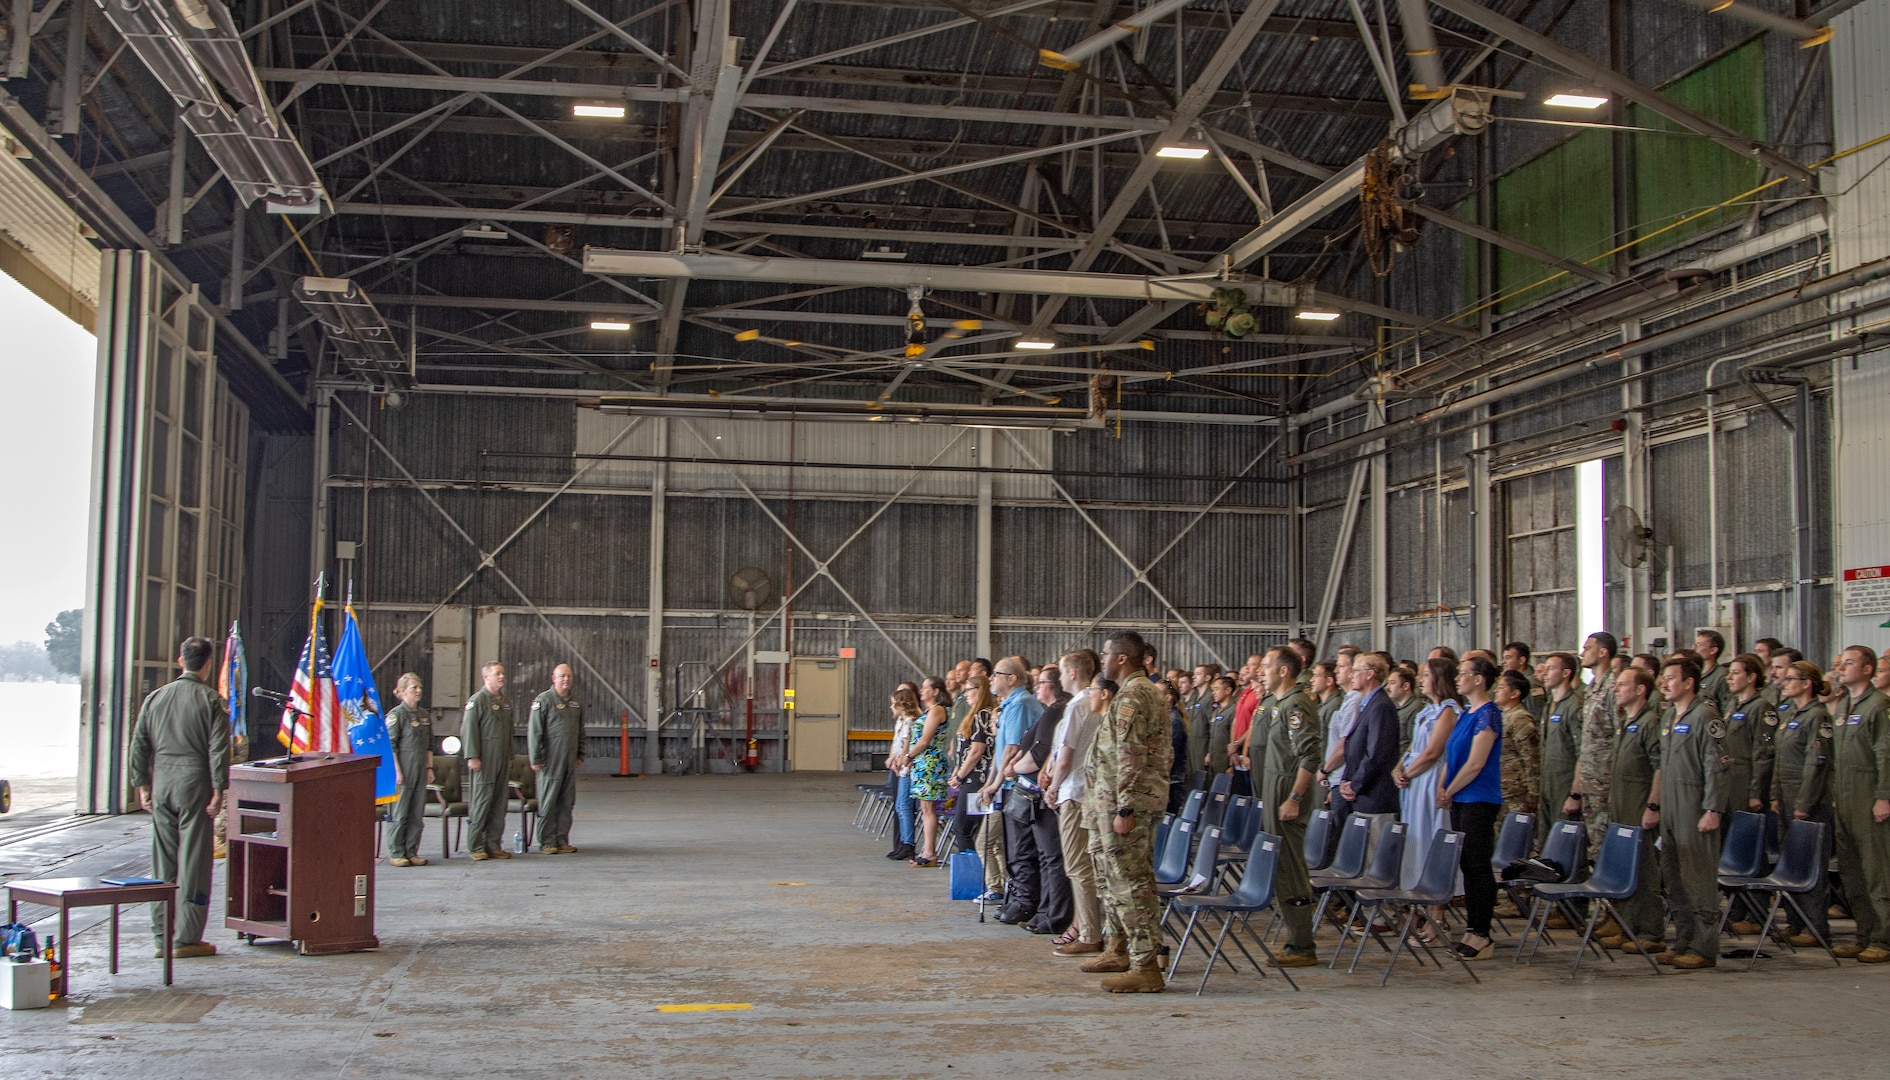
[{"x1": 656, "y1": 1003, "x2": 754, "y2": 1013}]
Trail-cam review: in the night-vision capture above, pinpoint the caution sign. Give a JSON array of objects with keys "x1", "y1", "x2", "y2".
[{"x1": 1844, "y1": 566, "x2": 1890, "y2": 616}]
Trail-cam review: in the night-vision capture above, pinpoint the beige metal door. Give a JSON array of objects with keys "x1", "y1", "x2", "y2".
[{"x1": 789, "y1": 657, "x2": 849, "y2": 771}]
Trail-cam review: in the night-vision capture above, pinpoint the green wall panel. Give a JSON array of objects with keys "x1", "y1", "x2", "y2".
[
  {"x1": 1473, "y1": 38, "x2": 1768, "y2": 316},
  {"x1": 1629, "y1": 38, "x2": 1767, "y2": 252}
]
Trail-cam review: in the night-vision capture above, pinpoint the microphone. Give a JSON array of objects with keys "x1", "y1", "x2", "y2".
[{"x1": 251, "y1": 687, "x2": 291, "y2": 703}]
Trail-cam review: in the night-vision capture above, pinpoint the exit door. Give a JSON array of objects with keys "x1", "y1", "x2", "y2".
[{"x1": 789, "y1": 657, "x2": 849, "y2": 771}]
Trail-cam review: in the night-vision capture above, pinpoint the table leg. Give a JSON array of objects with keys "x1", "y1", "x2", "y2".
[
  {"x1": 163, "y1": 897, "x2": 173, "y2": 986},
  {"x1": 57, "y1": 908, "x2": 68, "y2": 998},
  {"x1": 110, "y1": 904, "x2": 119, "y2": 975}
]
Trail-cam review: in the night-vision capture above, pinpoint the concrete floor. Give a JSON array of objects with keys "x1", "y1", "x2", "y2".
[{"x1": 3, "y1": 773, "x2": 1889, "y2": 1079}]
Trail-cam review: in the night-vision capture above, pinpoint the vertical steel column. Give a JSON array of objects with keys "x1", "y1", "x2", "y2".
[
  {"x1": 644, "y1": 417, "x2": 668, "y2": 774},
  {"x1": 975, "y1": 436, "x2": 993, "y2": 659},
  {"x1": 78, "y1": 251, "x2": 146, "y2": 814},
  {"x1": 165, "y1": 119, "x2": 186, "y2": 246},
  {"x1": 1369, "y1": 400, "x2": 1388, "y2": 651},
  {"x1": 1792, "y1": 381, "x2": 1814, "y2": 649},
  {"x1": 1620, "y1": 318, "x2": 1650, "y2": 645},
  {"x1": 1469, "y1": 438, "x2": 1495, "y2": 647},
  {"x1": 1288, "y1": 420, "x2": 1303, "y2": 638},
  {"x1": 57, "y1": 0, "x2": 83, "y2": 137},
  {"x1": 309, "y1": 387, "x2": 332, "y2": 590}
]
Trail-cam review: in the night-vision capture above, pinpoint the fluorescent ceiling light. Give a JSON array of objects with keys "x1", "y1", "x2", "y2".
[
  {"x1": 1015, "y1": 338, "x2": 1057, "y2": 349},
  {"x1": 573, "y1": 103, "x2": 627, "y2": 118},
  {"x1": 1295, "y1": 309, "x2": 1342, "y2": 322},
  {"x1": 461, "y1": 226, "x2": 507, "y2": 240},
  {"x1": 1154, "y1": 144, "x2": 1210, "y2": 160},
  {"x1": 590, "y1": 320, "x2": 632, "y2": 331},
  {"x1": 861, "y1": 246, "x2": 907, "y2": 260},
  {"x1": 1544, "y1": 93, "x2": 1609, "y2": 109}
]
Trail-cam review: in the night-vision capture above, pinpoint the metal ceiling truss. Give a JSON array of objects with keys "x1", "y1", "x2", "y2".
[{"x1": 42, "y1": 0, "x2": 1829, "y2": 421}]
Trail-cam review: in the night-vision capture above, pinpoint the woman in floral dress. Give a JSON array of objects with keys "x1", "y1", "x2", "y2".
[{"x1": 906, "y1": 680, "x2": 951, "y2": 866}]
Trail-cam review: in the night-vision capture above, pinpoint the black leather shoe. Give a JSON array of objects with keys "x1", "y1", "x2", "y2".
[
  {"x1": 994, "y1": 905, "x2": 1037, "y2": 925},
  {"x1": 886, "y1": 844, "x2": 914, "y2": 860}
]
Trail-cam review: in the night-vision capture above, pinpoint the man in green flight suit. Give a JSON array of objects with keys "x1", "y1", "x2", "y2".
[
  {"x1": 1599, "y1": 667, "x2": 1664, "y2": 954},
  {"x1": 462, "y1": 660, "x2": 515, "y2": 861},
  {"x1": 1829, "y1": 646, "x2": 1890, "y2": 962},
  {"x1": 1653, "y1": 656, "x2": 1729, "y2": 970},
  {"x1": 531, "y1": 663, "x2": 586, "y2": 854},
  {"x1": 1082, "y1": 629, "x2": 1173, "y2": 992},
  {"x1": 385, "y1": 672, "x2": 432, "y2": 866},
  {"x1": 1536, "y1": 652, "x2": 1585, "y2": 852},
  {"x1": 1245, "y1": 645, "x2": 1323, "y2": 966},
  {"x1": 129, "y1": 636, "x2": 229, "y2": 958}
]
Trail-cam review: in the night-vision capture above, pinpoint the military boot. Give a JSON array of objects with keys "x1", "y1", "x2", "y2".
[
  {"x1": 1100, "y1": 956, "x2": 1166, "y2": 993},
  {"x1": 1080, "y1": 938, "x2": 1130, "y2": 973}
]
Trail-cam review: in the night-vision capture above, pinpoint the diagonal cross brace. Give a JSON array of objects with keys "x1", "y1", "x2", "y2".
[
  {"x1": 671, "y1": 427, "x2": 973, "y2": 707},
  {"x1": 333, "y1": 395, "x2": 644, "y2": 721},
  {"x1": 1000, "y1": 431, "x2": 1226, "y2": 669},
  {"x1": 679, "y1": 420, "x2": 962, "y2": 677},
  {"x1": 1081, "y1": 432, "x2": 1282, "y2": 636}
]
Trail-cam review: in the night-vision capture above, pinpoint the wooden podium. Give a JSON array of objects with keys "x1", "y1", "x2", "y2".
[{"x1": 225, "y1": 754, "x2": 380, "y2": 955}]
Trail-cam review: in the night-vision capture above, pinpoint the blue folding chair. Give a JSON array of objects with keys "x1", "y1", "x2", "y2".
[
  {"x1": 1162, "y1": 825, "x2": 1225, "y2": 937},
  {"x1": 1203, "y1": 773, "x2": 1235, "y2": 827},
  {"x1": 1177, "y1": 788, "x2": 1208, "y2": 829},
  {"x1": 1332, "y1": 823, "x2": 1408, "y2": 971},
  {"x1": 1716, "y1": 810, "x2": 1768, "y2": 934},
  {"x1": 1303, "y1": 808, "x2": 1339, "y2": 871},
  {"x1": 1308, "y1": 814, "x2": 1372, "y2": 932},
  {"x1": 1729, "y1": 819, "x2": 1840, "y2": 969},
  {"x1": 1350, "y1": 831, "x2": 1481, "y2": 986},
  {"x1": 1514, "y1": 820, "x2": 1587, "y2": 955},
  {"x1": 1153, "y1": 812, "x2": 1176, "y2": 868},
  {"x1": 1168, "y1": 831, "x2": 1303, "y2": 994},
  {"x1": 1527, "y1": 823, "x2": 1661, "y2": 976},
  {"x1": 1156, "y1": 819, "x2": 1197, "y2": 888}
]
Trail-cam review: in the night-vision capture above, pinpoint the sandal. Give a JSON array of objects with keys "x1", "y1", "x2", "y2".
[
  {"x1": 908, "y1": 857, "x2": 936, "y2": 868},
  {"x1": 1051, "y1": 929, "x2": 1080, "y2": 947}
]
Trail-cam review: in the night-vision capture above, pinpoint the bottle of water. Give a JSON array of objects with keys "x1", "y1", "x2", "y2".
[{"x1": 513, "y1": 828, "x2": 524, "y2": 853}]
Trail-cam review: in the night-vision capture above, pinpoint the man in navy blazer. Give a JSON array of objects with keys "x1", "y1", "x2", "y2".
[{"x1": 1340, "y1": 652, "x2": 1401, "y2": 849}]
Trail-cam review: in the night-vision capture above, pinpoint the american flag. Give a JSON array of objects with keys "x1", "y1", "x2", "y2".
[{"x1": 278, "y1": 597, "x2": 346, "y2": 753}]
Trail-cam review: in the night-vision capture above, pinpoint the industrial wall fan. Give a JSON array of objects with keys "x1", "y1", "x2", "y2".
[
  {"x1": 730, "y1": 566, "x2": 775, "y2": 611},
  {"x1": 1606, "y1": 505, "x2": 1654, "y2": 569}
]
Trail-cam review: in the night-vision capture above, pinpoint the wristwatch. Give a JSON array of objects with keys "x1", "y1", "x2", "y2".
[
  {"x1": 1115, "y1": 807, "x2": 1136, "y2": 818},
  {"x1": 1287, "y1": 791, "x2": 1304, "y2": 803},
  {"x1": 1646, "y1": 802, "x2": 1661, "y2": 812}
]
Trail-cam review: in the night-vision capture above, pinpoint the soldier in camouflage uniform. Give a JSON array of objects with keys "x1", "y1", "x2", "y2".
[
  {"x1": 1082, "y1": 630, "x2": 1174, "y2": 992},
  {"x1": 1494, "y1": 671, "x2": 1540, "y2": 820},
  {"x1": 1601, "y1": 668, "x2": 1666, "y2": 952},
  {"x1": 1567, "y1": 633, "x2": 1620, "y2": 856}
]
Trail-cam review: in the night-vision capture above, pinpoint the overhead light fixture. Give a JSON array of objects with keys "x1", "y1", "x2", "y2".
[
  {"x1": 861, "y1": 246, "x2": 908, "y2": 260},
  {"x1": 1295, "y1": 309, "x2": 1342, "y2": 322},
  {"x1": 1154, "y1": 143, "x2": 1210, "y2": 160},
  {"x1": 1015, "y1": 338, "x2": 1057, "y2": 350},
  {"x1": 573, "y1": 103, "x2": 627, "y2": 119},
  {"x1": 92, "y1": 0, "x2": 326, "y2": 210},
  {"x1": 295, "y1": 277, "x2": 412, "y2": 391},
  {"x1": 590, "y1": 320, "x2": 632, "y2": 331},
  {"x1": 1544, "y1": 92, "x2": 1609, "y2": 109},
  {"x1": 461, "y1": 225, "x2": 508, "y2": 241}
]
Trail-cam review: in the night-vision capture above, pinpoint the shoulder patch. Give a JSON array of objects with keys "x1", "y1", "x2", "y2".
[
  {"x1": 1764, "y1": 712, "x2": 1777, "y2": 725},
  {"x1": 1288, "y1": 714, "x2": 1303, "y2": 730},
  {"x1": 1820, "y1": 722, "x2": 1835, "y2": 738},
  {"x1": 532, "y1": 700, "x2": 542, "y2": 711},
  {"x1": 1706, "y1": 718, "x2": 1727, "y2": 740},
  {"x1": 464, "y1": 699, "x2": 477, "y2": 711}
]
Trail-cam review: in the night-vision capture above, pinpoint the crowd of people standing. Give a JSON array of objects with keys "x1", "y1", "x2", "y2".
[{"x1": 868, "y1": 627, "x2": 1890, "y2": 992}]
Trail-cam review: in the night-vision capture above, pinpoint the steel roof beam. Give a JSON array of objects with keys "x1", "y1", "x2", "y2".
[{"x1": 1428, "y1": 0, "x2": 1814, "y2": 182}]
